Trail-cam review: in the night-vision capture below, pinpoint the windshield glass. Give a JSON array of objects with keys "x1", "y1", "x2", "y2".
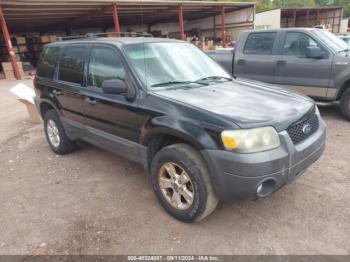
[
  {"x1": 124, "y1": 42, "x2": 230, "y2": 89},
  {"x1": 315, "y1": 29, "x2": 348, "y2": 52}
]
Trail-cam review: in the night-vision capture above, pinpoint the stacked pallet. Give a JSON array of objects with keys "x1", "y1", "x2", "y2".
[
  {"x1": 29, "y1": 35, "x2": 57, "y2": 52},
  {"x1": 0, "y1": 36, "x2": 26, "y2": 62},
  {"x1": 1, "y1": 62, "x2": 24, "y2": 79},
  {"x1": 186, "y1": 36, "x2": 215, "y2": 51},
  {"x1": 12, "y1": 36, "x2": 27, "y2": 53},
  {"x1": 27, "y1": 35, "x2": 57, "y2": 66}
]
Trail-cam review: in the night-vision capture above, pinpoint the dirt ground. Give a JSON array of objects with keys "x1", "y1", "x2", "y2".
[{"x1": 0, "y1": 78, "x2": 349, "y2": 255}]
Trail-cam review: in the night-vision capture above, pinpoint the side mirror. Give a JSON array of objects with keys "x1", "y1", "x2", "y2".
[
  {"x1": 306, "y1": 46, "x2": 325, "y2": 59},
  {"x1": 101, "y1": 79, "x2": 128, "y2": 95}
]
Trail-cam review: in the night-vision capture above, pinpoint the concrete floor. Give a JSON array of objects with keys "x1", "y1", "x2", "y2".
[{"x1": 0, "y1": 79, "x2": 349, "y2": 255}]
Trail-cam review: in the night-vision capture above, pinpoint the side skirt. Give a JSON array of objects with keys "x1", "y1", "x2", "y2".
[{"x1": 61, "y1": 117, "x2": 148, "y2": 169}]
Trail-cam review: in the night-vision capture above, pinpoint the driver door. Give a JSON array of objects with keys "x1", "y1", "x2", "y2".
[
  {"x1": 274, "y1": 31, "x2": 333, "y2": 98},
  {"x1": 81, "y1": 45, "x2": 141, "y2": 143}
]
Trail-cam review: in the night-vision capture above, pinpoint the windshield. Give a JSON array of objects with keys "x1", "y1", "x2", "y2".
[
  {"x1": 315, "y1": 29, "x2": 348, "y2": 52},
  {"x1": 124, "y1": 42, "x2": 230, "y2": 89}
]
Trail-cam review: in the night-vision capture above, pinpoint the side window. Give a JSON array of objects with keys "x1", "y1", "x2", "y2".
[
  {"x1": 37, "y1": 46, "x2": 60, "y2": 79},
  {"x1": 244, "y1": 32, "x2": 276, "y2": 55},
  {"x1": 58, "y1": 46, "x2": 85, "y2": 85},
  {"x1": 283, "y1": 32, "x2": 321, "y2": 57},
  {"x1": 87, "y1": 47, "x2": 126, "y2": 88}
]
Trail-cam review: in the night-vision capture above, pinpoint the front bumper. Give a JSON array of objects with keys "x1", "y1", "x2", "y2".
[{"x1": 201, "y1": 115, "x2": 326, "y2": 201}]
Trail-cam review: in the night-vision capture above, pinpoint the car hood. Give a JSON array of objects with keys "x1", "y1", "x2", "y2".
[{"x1": 153, "y1": 79, "x2": 315, "y2": 131}]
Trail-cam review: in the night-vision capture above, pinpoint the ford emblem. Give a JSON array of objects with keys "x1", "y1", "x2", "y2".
[{"x1": 302, "y1": 123, "x2": 312, "y2": 135}]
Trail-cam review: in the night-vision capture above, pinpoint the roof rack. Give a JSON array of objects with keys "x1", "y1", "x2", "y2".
[
  {"x1": 86, "y1": 32, "x2": 153, "y2": 38},
  {"x1": 57, "y1": 35, "x2": 86, "y2": 41},
  {"x1": 57, "y1": 32, "x2": 153, "y2": 41}
]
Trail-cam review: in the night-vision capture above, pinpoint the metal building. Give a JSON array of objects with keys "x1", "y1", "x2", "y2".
[
  {"x1": 0, "y1": 0, "x2": 255, "y2": 80},
  {"x1": 255, "y1": 6, "x2": 343, "y2": 33}
]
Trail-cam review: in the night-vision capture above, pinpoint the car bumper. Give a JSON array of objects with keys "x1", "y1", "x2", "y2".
[{"x1": 201, "y1": 115, "x2": 326, "y2": 201}]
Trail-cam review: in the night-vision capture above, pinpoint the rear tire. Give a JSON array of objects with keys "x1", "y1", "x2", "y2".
[
  {"x1": 340, "y1": 88, "x2": 350, "y2": 121},
  {"x1": 150, "y1": 143, "x2": 218, "y2": 223},
  {"x1": 44, "y1": 110, "x2": 76, "y2": 155}
]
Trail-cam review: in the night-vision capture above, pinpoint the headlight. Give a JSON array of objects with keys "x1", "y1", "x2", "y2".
[{"x1": 221, "y1": 126, "x2": 280, "y2": 153}]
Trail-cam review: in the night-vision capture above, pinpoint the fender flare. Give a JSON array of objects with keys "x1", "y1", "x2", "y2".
[
  {"x1": 37, "y1": 98, "x2": 61, "y2": 117},
  {"x1": 140, "y1": 116, "x2": 220, "y2": 150}
]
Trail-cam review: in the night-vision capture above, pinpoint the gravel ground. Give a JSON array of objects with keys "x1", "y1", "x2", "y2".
[{"x1": 0, "y1": 79, "x2": 349, "y2": 255}]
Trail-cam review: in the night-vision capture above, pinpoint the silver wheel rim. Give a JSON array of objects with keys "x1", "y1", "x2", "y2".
[
  {"x1": 158, "y1": 162, "x2": 194, "y2": 210},
  {"x1": 47, "y1": 119, "x2": 60, "y2": 148}
]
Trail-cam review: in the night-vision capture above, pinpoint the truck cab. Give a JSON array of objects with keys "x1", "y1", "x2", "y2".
[{"x1": 209, "y1": 28, "x2": 350, "y2": 120}]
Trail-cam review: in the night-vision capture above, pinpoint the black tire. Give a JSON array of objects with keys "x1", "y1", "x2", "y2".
[
  {"x1": 340, "y1": 88, "x2": 350, "y2": 121},
  {"x1": 44, "y1": 110, "x2": 76, "y2": 155},
  {"x1": 150, "y1": 143, "x2": 218, "y2": 223}
]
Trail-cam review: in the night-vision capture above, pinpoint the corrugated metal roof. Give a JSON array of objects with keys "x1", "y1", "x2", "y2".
[{"x1": 1, "y1": 0, "x2": 255, "y2": 32}]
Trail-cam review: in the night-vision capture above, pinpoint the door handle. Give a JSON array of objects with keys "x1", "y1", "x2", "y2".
[
  {"x1": 237, "y1": 59, "x2": 246, "y2": 66},
  {"x1": 276, "y1": 60, "x2": 287, "y2": 66},
  {"x1": 84, "y1": 97, "x2": 97, "y2": 105},
  {"x1": 52, "y1": 90, "x2": 62, "y2": 96}
]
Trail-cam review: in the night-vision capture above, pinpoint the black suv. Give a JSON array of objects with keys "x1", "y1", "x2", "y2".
[{"x1": 34, "y1": 36, "x2": 326, "y2": 222}]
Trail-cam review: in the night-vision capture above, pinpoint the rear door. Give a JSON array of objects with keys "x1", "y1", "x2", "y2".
[
  {"x1": 234, "y1": 31, "x2": 278, "y2": 83},
  {"x1": 273, "y1": 31, "x2": 333, "y2": 98},
  {"x1": 54, "y1": 44, "x2": 87, "y2": 124}
]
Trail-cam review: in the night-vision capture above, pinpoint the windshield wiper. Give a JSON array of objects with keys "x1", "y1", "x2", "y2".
[
  {"x1": 337, "y1": 48, "x2": 350, "y2": 53},
  {"x1": 195, "y1": 76, "x2": 232, "y2": 82},
  {"x1": 151, "y1": 81, "x2": 192, "y2": 87},
  {"x1": 151, "y1": 76, "x2": 232, "y2": 88}
]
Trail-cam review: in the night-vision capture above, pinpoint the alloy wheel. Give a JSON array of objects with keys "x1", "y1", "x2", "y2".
[
  {"x1": 158, "y1": 162, "x2": 194, "y2": 210},
  {"x1": 46, "y1": 119, "x2": 60, "y2": 148}
]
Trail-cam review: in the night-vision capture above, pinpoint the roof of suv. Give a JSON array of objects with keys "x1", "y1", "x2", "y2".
[
  {"x1": 243, "y1": 28, "x2": 323, "y2": 34},
  {"x1": 47, "y1": 37, "x2": 184, "y2": 47}
]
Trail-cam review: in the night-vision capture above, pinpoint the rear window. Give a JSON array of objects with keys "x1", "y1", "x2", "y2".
[
  {"x1": 37, "y1": 46, "x2": 60, "y2": 79},
  {"x1": 58, "y1": 46, "x2": 85, "y2": 85},
  {"x1": 244, "y1": 32, "x2": 276, "y2": 55}
]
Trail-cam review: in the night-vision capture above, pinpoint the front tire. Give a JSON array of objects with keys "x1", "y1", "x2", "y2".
[
  {"x1": 150, "y1": 143, "x2": 218, "y2": 223},
  {"x1": 44, "y1": 110, "x2": 76, "y2": 155},
  {"x1": 340, "y1": 88, "x2": 350, "y2": 121}
]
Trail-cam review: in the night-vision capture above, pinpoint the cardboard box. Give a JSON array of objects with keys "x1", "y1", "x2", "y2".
[
  {"x1": 49, "y1": 35, "x2": 57, "y2": 42},
  {"x1": 35, "y1": 35, "x2": 50, "y2": 43},
  {"x1": 3, "y1": 70, "x2": 15, "y2": 79},
  {"x1": 2, "y1": 61, "x2": 23, "y2": 71},
  {"x1": 3, "y1": 70, "x2": 25, "y2": 80},
  {"x1": 20, "y1": 99, "x2": 42, "y2": 123},
  {"x1": 9, "y1": 83, "x2": 42, "y2": 124},
  {"x1": 17, "y1": 45, "x2": 27, "y2": 53},
  {"x1": 2, "y1": 62, "x2": 24, "y2": 79},
  {"x1": 12, "y1": 36, "x2": 26, "y2": 45}
]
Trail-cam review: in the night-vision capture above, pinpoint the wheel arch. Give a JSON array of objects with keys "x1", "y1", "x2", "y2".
[
  {"x1": 141, "y1": 116, "x2": 220, "y2": 170},
  {"x1": 337, "y1": 78, "x2": 350, "y2": 100},
  {"x1": 39, "y1": 99, "x2": 61, "y2": 118}
]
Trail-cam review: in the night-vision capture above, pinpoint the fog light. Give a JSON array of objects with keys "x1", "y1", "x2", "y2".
[{"x1": 256, "y1": 179, "x2": 276, "y2": 198}]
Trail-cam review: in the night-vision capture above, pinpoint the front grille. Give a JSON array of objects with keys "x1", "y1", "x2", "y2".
[{"x1": 287, "y1": 114, "x2": 319, "y2": 145}]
